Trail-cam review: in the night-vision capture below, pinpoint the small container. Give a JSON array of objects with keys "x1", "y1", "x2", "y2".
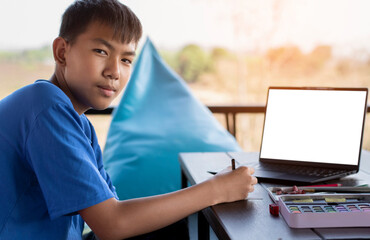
[{"x1": 269, "y1": 203, "x2": 280, "y2": 216}]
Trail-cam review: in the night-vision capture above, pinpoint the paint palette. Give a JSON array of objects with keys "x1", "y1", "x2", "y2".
[
  {"x1": 278, "y1": 194, "x2": 370, "y2": 228},
  {"x1": 287, "y1": 203, "x2": 370, "y2": 214}
]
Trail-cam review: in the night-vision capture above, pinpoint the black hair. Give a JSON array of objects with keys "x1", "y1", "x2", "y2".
[{"x1": 59, "y1": 0, "x2": 142, "y2": 46}]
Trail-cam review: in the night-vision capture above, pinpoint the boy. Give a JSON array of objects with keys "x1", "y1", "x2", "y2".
[{"x1": 0, "y1": 0, "x2": 257, "y2": 239}]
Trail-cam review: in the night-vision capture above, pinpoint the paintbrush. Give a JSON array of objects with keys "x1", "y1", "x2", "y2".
[{"x1": 272, "y1": 186, "x2": 370, "y2": 194}]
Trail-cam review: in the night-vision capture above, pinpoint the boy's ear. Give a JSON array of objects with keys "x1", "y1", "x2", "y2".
[{"x1": 53, "y1": 37, "x2": 68, "y2": 66}]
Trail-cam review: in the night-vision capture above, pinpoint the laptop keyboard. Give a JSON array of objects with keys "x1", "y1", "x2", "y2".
[{"x1": 258, "y1": 162, "x2": 349, "y2": 178}]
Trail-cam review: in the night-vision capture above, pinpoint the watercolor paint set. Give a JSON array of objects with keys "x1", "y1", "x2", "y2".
[
  {"x1": 267, "y1": 185, "x2": 370, "y2": 203},
  {"x1": 278, "y1": 194, "x2": 370, "y2": 228}
]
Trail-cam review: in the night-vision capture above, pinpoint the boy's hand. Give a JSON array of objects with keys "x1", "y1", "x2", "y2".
[
  {"x1": 79, "y1": 165, "x2": 257, "y2": 239},
  {"x1": 209, "y1": 166, "x2": 258, "y2": 205}
]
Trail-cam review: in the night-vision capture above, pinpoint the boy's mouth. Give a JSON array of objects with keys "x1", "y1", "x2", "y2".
[{"x1": 98, "y1": 85, "x2": 116, "y2": 97}]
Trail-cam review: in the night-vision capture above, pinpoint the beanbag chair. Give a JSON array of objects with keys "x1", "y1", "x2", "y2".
[{"x1": 103, "y1": 38, "x2": 242, "y2": 200}]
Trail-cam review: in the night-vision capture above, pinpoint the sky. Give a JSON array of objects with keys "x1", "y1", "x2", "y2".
[{"x1": 1, "y1": 0, "x2": 370, "y2": 57}]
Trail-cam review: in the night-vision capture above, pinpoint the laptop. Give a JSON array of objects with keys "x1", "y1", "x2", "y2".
[{"x1": 254, "y1": 87, "x2": 368, "y2": 184}]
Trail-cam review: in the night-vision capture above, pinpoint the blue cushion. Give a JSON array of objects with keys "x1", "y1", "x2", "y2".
[{"x1": 103, "y1": 38, "x2": 242, "y2": 200}]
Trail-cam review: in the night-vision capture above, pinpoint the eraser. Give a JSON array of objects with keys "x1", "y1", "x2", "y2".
[{"x1": 269, "y1": 203, "x2": 279, "y2": 216}]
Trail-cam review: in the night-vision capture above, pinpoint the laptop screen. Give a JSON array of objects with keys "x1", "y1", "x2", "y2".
[{"x1": 260, "y1": 87, "x2": 368, "y2": 166}]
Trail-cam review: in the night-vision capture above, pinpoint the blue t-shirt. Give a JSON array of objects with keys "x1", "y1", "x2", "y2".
[{"x1": 0, "y1": 80, "x2": 118, "y2": 239}]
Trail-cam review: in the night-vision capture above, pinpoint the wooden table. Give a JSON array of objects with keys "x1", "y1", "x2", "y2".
[{"x1": 179, "y1": 151, "x2": 370, "y2": 240}]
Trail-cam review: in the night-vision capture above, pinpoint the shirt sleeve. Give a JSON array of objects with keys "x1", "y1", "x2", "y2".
[
  {"x1": 85, "y1": 117, "x2": 118, "y2": 199},
  {"x1": 25, "y1": 104, "x2": 116, "y2": 220}
]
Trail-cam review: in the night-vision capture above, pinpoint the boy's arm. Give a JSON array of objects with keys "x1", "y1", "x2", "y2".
[{"x1": 79, "y1": 166, "x2": 257, "y2": 240}]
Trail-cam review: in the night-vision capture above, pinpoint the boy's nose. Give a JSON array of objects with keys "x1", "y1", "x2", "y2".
[{"x1": 104, "y1": 59, "x2": 120, "y2": 80}]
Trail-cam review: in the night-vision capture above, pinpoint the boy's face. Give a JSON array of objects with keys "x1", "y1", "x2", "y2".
[{"x1": 57, "y1": 21, "x2": 136, "y2": 114}]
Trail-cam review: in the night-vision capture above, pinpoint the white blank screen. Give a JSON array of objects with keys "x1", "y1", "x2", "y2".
[{"x1": 260, "y1": 89, "x2": 367, "y2": 165}]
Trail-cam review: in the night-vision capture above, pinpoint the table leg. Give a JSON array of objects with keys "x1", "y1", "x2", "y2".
[
  {"x1": 181, "y1": 169, "x2": 210, "y2": 239},
  {"x1": 198, "y1": 211, "x2": 210, "y2": 240},
  {"x1": 181, "y1": 169, "x2": 187, "y2": 189}
]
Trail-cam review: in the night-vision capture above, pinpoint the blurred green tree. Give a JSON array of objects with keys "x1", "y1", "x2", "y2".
[
  {"x1": 0, "y1": 45, "x2": 52, "y2": 63},
  {"x1": 211, "y1": 47, "x2": 231, "y2": 60},
  {"x1": 177, "y1": 44, "x2": 210, "y2": 83},
  {"x1": 21, "y1": 45, "x2": 52, "y2": 62}
]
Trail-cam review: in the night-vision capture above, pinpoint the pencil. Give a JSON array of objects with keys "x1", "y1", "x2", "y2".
[{"x1": 231, "y1": 159, "x2": 236, "y2": 170}]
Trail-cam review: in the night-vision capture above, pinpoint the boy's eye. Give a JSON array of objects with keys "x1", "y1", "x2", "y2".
[
  {"x1": 121, "y1": 58, "x2": 132, "y2": 64},
  {"x1": 93, "y1": 49, "x2": 107, "y2": 55}
]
